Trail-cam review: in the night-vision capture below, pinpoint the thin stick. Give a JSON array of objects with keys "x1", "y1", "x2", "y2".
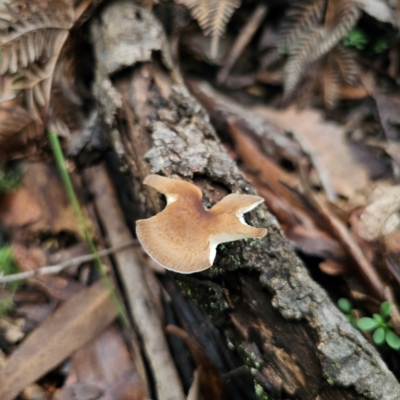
[
  {"x1": 217, "y1": 4, "x2": 268, "y2": 84},
  {"x1": 0, "y1": 241, "x2": 137, "y2": 284}
]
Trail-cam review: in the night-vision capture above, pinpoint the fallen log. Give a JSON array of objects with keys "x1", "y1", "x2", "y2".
[{"x1": 89, "y1": 1, "x2": 400, "y2": 399}]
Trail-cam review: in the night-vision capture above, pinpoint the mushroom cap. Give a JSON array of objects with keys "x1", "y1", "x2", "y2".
[{"x1": 136, "y1": 174, "x2": 267, "y2": 273}]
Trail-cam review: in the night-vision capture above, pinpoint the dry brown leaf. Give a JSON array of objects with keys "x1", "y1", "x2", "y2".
[
  {"x1": 358, "y1": 185, "x2": 400, "y2": 241},
  {"x1": 11, "y1": 242, "x2": 85, "y2": 301},
  {"x1": 17, "y1": 162, "x2": 88, "y2": 239},
  {"x1": 69, "y1": 323, "x2": 147, "y2": 400},
  {"x1": 0, "y1": 280, "x2": 118, "y2": 400},
  {"x1": 229, "y1": 122, "x2": 346, "y2": 260},
  {"x1": 10, "y1": 243, "x2": 47, "y2": 272},
  {"x1": 0, "y1": 187, "x2": 42, "y2": 228},
  {"x1": 254, "y1": 106, "x2": 370, "y2": 198},
  {"x1": 319, "y1": 259, "x2": 347, "y2": 275}
]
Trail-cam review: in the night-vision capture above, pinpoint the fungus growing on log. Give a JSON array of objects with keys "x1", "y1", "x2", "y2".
[{"x1": 136, "y1": 174, "x2": 267, "y2": 273}]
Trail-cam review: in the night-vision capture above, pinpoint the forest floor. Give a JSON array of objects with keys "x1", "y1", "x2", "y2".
[{"x1": 1, "y1": 1, "x2": 400, "y2": 399}]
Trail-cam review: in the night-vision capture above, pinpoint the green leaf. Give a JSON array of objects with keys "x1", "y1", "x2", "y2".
[
  {"x1": 357, "y1": 317, "x2": 378, "y2": 331},
  {"x1": 386, "y1": 330, "x2": 400, "y2": 350},
  {"x1": 347, "y1": 315, "x2": 357, "y2": 327},
  {"x1": 380, "y1": 302, "x2": 392, "y2": 319},
  {"x1": 373, "y1": 314, "x2": 384, "y2": 325},
  {"x1": 373, "y1": 327, "x2": 385, "y2": 345},
  {"x1": 338, "y1": 298, "x2": 352, "y2": 314}
]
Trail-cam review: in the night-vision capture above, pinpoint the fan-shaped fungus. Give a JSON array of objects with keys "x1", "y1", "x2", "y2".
[{"x1": 136, "y1": 175, "x2": 267, "y2": 273}]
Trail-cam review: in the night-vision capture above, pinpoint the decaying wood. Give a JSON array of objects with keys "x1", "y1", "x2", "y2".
[{"x1": 90, "y1": 1, "x2": 400, "y2": 399}]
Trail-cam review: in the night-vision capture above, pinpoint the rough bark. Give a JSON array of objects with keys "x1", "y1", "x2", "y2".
[{"x1": 90, "y1": 1, "x2": 400, "y2": 399}]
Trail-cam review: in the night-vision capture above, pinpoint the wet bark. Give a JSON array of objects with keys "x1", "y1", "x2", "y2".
[{"x1": 89, "y1": 1, "x2": 400, "y2": 399}]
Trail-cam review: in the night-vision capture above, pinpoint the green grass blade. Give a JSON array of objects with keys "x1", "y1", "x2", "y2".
[{"x1": 48, "y1": 131, "x2": 128, "y2": 327}]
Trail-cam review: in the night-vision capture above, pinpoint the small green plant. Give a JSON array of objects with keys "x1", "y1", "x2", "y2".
[
  {"x1": 357, "y1": 302, "x2": 400, "y2": 350},
  {"x1": 338, "y1": 299, "x2": 400, "y2": 350},
  {"x1": 0, "y1": 246, "x2": 21, "y2": 313},
  {"x1": 0, "y1": 170, "x2": 20, "y2": 194},
  {"x1": 337, "y1": 298, "x2": 356, "y2": 327},
  {"x1": 342, "y1": 28, "x2": 368, "y2": 50},
  {"x1": 372, "y1": 39, "x2": 389, "y2": 54}
]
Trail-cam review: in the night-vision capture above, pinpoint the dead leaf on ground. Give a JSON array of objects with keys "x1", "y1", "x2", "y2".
[
  {"x1": 358, "y1": 185, "x2": 400, "y2": 242},
  {"x1": 67, "y1": 323, "x2": 147, "y2": 400},
  {"x1": 0, "y1": 188, "x2": 42, "y2": 228},
  {"x1": 0, "y1": 281, "x2": 118, "y2": 400},
  {"x1": 10, "y1": 242, "x2": 84, "y2": 301},
  {"x1": 229, "y1": 122, "x2": 346, "y2": 260},
  {"x1": 319, "y1": 259, "x2": 348, "y2": 276},
  {"x1": 253, "y1": 106, "x2": 372, "y2": 198},
  {"x1": 15, "y1": 162, "x2": 90, "y2": 240}
]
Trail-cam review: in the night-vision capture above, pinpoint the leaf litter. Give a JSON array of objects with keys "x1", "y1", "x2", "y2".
[{"x1": 1, "y1": 0, "x2": 400, "y2": 398}]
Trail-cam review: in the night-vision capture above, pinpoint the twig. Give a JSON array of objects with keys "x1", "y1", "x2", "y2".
[
  {"x1": 0, "y1": 241, "x2": 137, "y2": 284},
  {"x1": 217, "y1": 4, "x2": 268, "y2": 85},
  {"x1": 86, "y1": 164, "x2": 186, "y2": 400}
]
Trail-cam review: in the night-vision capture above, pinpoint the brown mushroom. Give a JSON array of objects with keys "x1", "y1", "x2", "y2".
[{"x1": 136, "y1": 175, "x2": 267, "y2": 273}]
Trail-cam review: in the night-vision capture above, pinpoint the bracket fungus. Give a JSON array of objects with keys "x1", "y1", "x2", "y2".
[{"x1": 136, "y1": 175, "x2": 267, "y2": 273}]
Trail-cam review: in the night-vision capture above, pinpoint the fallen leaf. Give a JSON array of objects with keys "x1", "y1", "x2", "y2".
[
  {"x1": 0, "y1": 281, "x2": 118, "y2": 400},
  {"x1": 229, "y1": 123, "x2": 346, "y2": 260},
  {"x1": 319, "y1": 259, "x2": 347, "y2": 276},
  {"x1": 253, "y1": 106, "x2": 371, "y2": 198},
  {"x1": 358, "y1": 185, "x2": 400, "y2": 241},
  {"x1": 19, "y1": 162, "x2": 89, "y2": 239},
  {"x1": 71, "y1": 323, "x2": 147, "y2": 400},
  {"x1": 11, "y1": 243, "x2": 47, "y2": 272},
  {"x1": 0, "y1": 188, "x2": 42, "y2": 228},
  {"x1": 11, "y1": 242, "x2": 84, "y2": 301}
]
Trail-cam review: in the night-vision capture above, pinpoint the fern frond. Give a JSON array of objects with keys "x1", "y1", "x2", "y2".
[
  {"x1": 308, "y1": 1, "x2": 360, "y2": 62},
  {"x1": 283, "y1": 28, "x2": 325, "y2": 94},
  {"x1": 282, "y1": 0, "x2": 360, "y2": 95},
  {"x1": 175, "y1": 0, "x2": 240, "y2": 58},
  {"x1": 279, "y1": 0, "x2": 326, "y2": 50},
  {"x1": 0, "y1": 0, "x2": 96, "y2": 155},
  {"x1": 0, "y1": 2, "x2": 73, "y2": 75},
  {"x1": 332, "y1": 44, "x2": 359, "y2": 85},
  {"x1": 321, "y1": 53, "x2": 339, "y2": 109}
]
